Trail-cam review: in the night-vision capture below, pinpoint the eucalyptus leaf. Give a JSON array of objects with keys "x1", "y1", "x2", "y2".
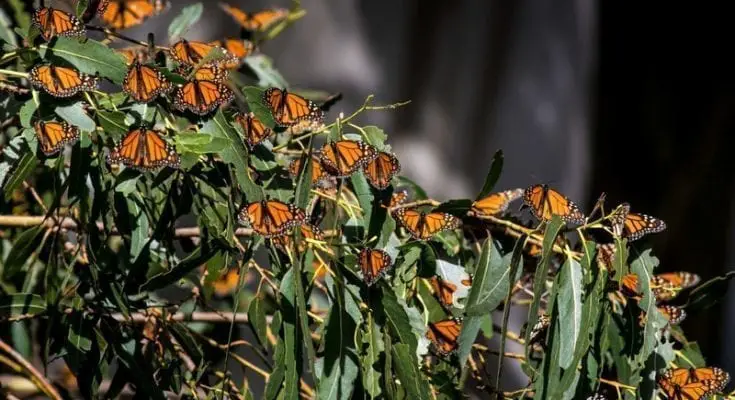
[
  {"x1": 39, "y1": 37, "x2": 127, "y2": 84},
  {"x1": 167, "y1": 3, "x2": 203, "y2": 41}
]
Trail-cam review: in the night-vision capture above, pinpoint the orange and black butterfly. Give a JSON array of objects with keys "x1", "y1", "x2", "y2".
[
  {"x1": 471, "y1": 188, "x2": 524, "y2": 217},
  {"x1": 658, "y1": 367, "x2": 730, "y2": 400},
  {"x1": 122, "y1": 61, "x2": 172, "y2": 102},
  {"x1": 235, "y1": 112, "x2": 272, "y2": 148},
  {"x1": 528, "y1": 313, "x2": 551, "y2": 346},
  {"x1": 117, "y1": 47, "x2": 148, "y2": 65},
  {"x1": 33, "y1": 121, "x2": 80, "y2": 156},
  {"x1": 100, "y1": 0, "x2": 167, "y2": 30},
  {"x1": 318, "y1": 140, "x2": 377, "y2": 177},
  {"x1": 363, "y1": 151, "x2": 401, "y2": 190},
  {"x1": 107, "y1": 128, "x2": 180, "y2": 171},
  {"x1": 609, "y1": 203, "x2": 666, "y2": 242},
  {"x1": 169, "y1": 39, "x2": 236, "y2": 68},
  {"x1": 359, "y1": 248, "x2": 392, "y2": 286},
  {"x1": 426, "y1": 318, "x2": 462, "y2": 356},
  {"x1": 238, "y1": 200, "x2": 306, "y2": 238},
  {"x1": 596, "y1": 242, "x2": 617, "y2": 272},
  {"x1": 523, "y1": 184, "x2": 585, "y2": 224},
  {"x1": 288, "y1": 156, "x2": 332, "y2": 187},
  {"x1": 619, "y1": 273, "x2": 642, "y2": 298},
  {"x1": 212, "y1": 268, "x2": 240, "y2": 297},
  {"x1": 657, "y1": 305, "x2": 687, "y2": 326},
  {"x1": 173, "y1": 66, "x2": 234, "y2": 115},
  {"x1": 32, "y1": 7, "x2": 86, "y2": 41},
  {"x1": 394, "y1": 208, "x2": 461, "y2": 240},
  {"x1": 219, "y1": 3, "x2": 288, "y2": 32},
  {"x1": 389, "y1": 190, "x2": 409, "y2": 209},
  {"x1": 28, "y1": 65, "x2": 98, "y2": 98},
  {"x1": 430, "y1": 276, "x2": 469, "y2": 309},
  {"x1": 271, "y1": 222, "x2": 323, "y2": 251},
  {"x1": 651, "y1": 272, "x2": 701, "y2": 301},
  {"x1": 210, "y1": 38, "x2": 256, "y2": 69},
  {"x1": 263, "y1": 88, "x2": 324, "y2": 128}
]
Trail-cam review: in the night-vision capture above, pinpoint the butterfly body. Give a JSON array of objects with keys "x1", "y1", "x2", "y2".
[
  {"x1": 394, "y1": 208, "x2": 461, "y2": 240},
  {"x1": 523, "y1": 184, "x2": 585, "y2": 224},
  {"x1": 29, "y1": 65, "x2": 98, "y2": 98},
  {"x1": 359, "y1": 248, "x2": 392, "y2": 286},
  {"x1": 107, "y1": 128, "x2": 180, "y2": 171},
  {"x1": 33, "y1": 121, "x2": 80, "y2": 156},
  {"x1": 238, "y1": 200, "x2": 306, "y2": 238}
]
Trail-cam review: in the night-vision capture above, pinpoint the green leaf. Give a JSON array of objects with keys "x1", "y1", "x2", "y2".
[
  {"x1": 56, "y1": 102, "x2": 96, "y2": 132},
  {"x1": 0, "y1": 9, "x2": 17, "y2": 48},
  {"x1": 75, "y1": 0, "x2": 89, "y2": 17},
  {"x1": 475, "y1": 150, "x2": 503, "y2": 200},
  {"x1": 67, "y1": 313, "x2": 93, "y2": 352},
  {"x1": 244, "y1": 54, "x2": 288, "y2": 88},
  {"x1": 2, "y1": 224, "x2": 45, "y2": 280},
  {"x1": 167, "y1": 3, "x2": 203, "y2": 41},
  {"x1": 39, "y1": 37, "x2": 128, "y2": 84},
  {"x1": 201, "y1": 110, "x2": 260, "y2": 200},
  {"x1": 630, "y1": 249, "x2": 667, "y2": 367},
  {"x1": 391, "y1": 344, "x2": 430, "y2": 400},
  {"x1": 295, "y1": 250, "x2": 317, "y2": 377},
  {"x1": 7, "y1": 0, "x2": 30, "y2": 34},
  {"x1": 19, "y1": 99, "x2": 37, "y2": 129},
  {"x1": 361, "y1": 317, "x2": 384, "y2": 398},
  {"x1": 524, "y1": 216, "x2": 565, "y2": 353},
  {"x1": 380, "y1": 288, "x2": 418, "y2": 352},
  {"x1": 0, "y1": 294, "x2": 46, "y2": 320},
  {"x1": 141, "y1": 245, "x2": 218, "y2": 292},
  {"x1": 294, "y1": 145, "x2": 315, "y2": 209},
  {"x1": 127, "y1": 194, "x2": 149, "y2": 263},
  {"x1": 280, "y1": 268, "x2": 302, "y2": 400},
  {"x1": 96, "y1": 110, "x2": 128, "y2": 141},
  {"x1": 247, "y1": 295, "x2": 269, "y2": 349},
  {"x1": 264, "y1": 338, "x2": 286, "y2": 400},
  {"x1": 557, "y1": 257, "x2": 583, "y2": 369},
  {"x1": 243, "y1": 86, "x2": 276, "y2": 128},
  {"x1": 3, "y1": 151, "x2": 38, "y2": 202},
  {"x1": 464, "y1": 239, "x2": 512, "y2": 316},
  {"x1": 360, "y1": 126, "x2": 388, "y2": 150},
  {"x1": 316, "y1": 276, "x2": 360, "y2": 400},
  {"x1": 175, "y1": 132, "x2": 228, "y2": 154}
]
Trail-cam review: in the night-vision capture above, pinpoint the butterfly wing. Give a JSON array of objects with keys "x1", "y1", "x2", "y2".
[
  {"x1": 102, "y1": 0, "x2": 167, "y2": 29},
  {"x1": 288, "y1": 157, "x2": 331, "y2": 186},
  {"x1": 364, "y1": 151, "x2": 401, "y2": 189},
  {"x1": 689, "y1": 367, "x2": 730, "y2": 392},
  {"x1": 219, "y1": 3, "x2": 288, "y2": 31},
  {"x1": 173, "y1": 69, "x2": 233, "y2": 116},
  {"x1": 624, "y1": 211, "x2": 666, "y2": 241},
  {"x1": 32, "y1": 7, "x2": 86, "y2": 41},
  {"x1": 472, "y1": 188, "x2": 524, "y2": 216},
  {"x1": 426, "y1": 319, "x2": 462, "y2": 356},
  {"x1": 359, "y1": 248, "x2": 393, "y2": 286},
  {"x1": 619, "y1": 273, "x2": 641, "y2": 298},
  {"x1": 595, "y1": 243, "x2": 617, "y2": 272},
  {"x1": 420, "y1": 212, "x2": 461, "y2": 240},
  {"x1": 33, "y1": 121, "x2": 80, "y2": 156},
  {"x1": 29, "y1": 65, "x2": 97, "y2": 98},
  {"x1": 235, "y1": 112, "x2": 272, "y2": 148},
  {"x1": 263, "y1": 88, "x2": 324, "y2": 127},
  {"x1": 211, "y1": 38, "x2": 255, "y2": 69},
  {"x1": 108, "y1": 129, "x2": 179, "y2": 171},
  {"x1": 318, "y1": 140, "x2": 377, "y2": 177},
  {"x1": 123, "y1": 62, "x2": 171, "y2": 102},
  {"x1": 430, "y1": 277, "x2": 458, "y2": 308},
  {"x1": 523, "y1": 184, "x2": 585, "y2": 224},
  {"x1": 389, "y1": 190, "x2": 409, "y2": 208},
  {"x1": 658, "y1": 305, "x2": 687, "y2": 325},
  {"x1": 240, "y1": 200, "x2": 305, "y2": 238}
]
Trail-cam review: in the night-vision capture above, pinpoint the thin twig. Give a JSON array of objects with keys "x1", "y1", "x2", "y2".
[{"x1": 0, "y1": 339, "x2": 62, "y2": 400}]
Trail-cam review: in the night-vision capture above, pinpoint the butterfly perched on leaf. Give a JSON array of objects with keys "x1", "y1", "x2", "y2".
[
  {"x1": 595, "y1": 242, "x2": 617, "y2": 272},
  {"x1": 219, "y1": 3, "x2": 289, "y2": 32},
  {"x1": 122, "y1": 61, "x2": 172, "y2": 103},
  {"x1": 358, "y1": 248, "x2": 393, "y2": 286},
  {"x1": 288, "y1": 156, "x2": 333, "y2": 188},
  {"x1": 28, "y1": 65, "x2": 98, "y2": 98},
  {"x1": 609, "y1": 203, "x2": 666, "y2": 241},
  {"x1": 426, "y1": 318, "x2": 462, "y2": 356},
  {"x1": 431, "y1": 261, "x2": 472, "y2": 309},
  {"x1": 363, "y1": 151, "x2": 401, "y2": 190},
  {"x1": 235, "y1": 112, "x2": 272, "y2": 149},
  {"x1": 528, "y1": 313, "x2": 551, "y2": 346},
  {"x1": 471, "y1": 188, "x2": 524, "y2": 217},
  {"x1": 238, "y1": 200, "x2": 306, "y2": 238},
  {"x1": 169, "y1": 39, "x2": 238, "y2": 68},
  {"x1": 173, "y1": 65, "x2": 234, "y2": 116},
  {"x1": 271, "y1": 223, "x2": 323, "y2": 252},
  {"x1": 99, "y1": 0, "x2": 168, "y2": 30},
  {"x1": 32, "y1": 7, "x2": 86, "y2": 41},
  {"x1": 317, "y1": 140, "x2": 377, "y2": 177},
  {"x1": 210, "y1": 38, "x2": 256, "y2": 69},
  {"x1": 33, "y1": 121, "x2": 80, "y2": 156},
  {"x1": 108, "y1": 128, "x2": 180, "y2": 171},
  {"x1": 394, "y1": 208, "x2": 461, "y2": 240},
  {"x1": 263, "y1": 88, "x2": 325, "y2": 128},
  {"x1": 523, "y1": 184, "x2": 585, "y2": 224},
  {"x1": 658, "y1": 367, "x2": 730, "y2": 400}
]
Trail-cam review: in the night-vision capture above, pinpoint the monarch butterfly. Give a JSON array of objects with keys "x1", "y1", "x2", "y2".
[
  {"x1": 288, "y1": 156, "x2": 332, "y2": 187},
  {"x1": 117, "y1": 47, "x2": 148, "y2": 65},
  {"x1": 528, "y1": 313, "x2": 551, "y2": 346},
  {"x1": 33, "y1": 121, "x2": 80, "y2": 156},
  {"x1": 652, "y1": 272, "x2": 701, "y2": 301},
  {"x1": 28, "y1": 64, "x2": 98, "y2": 98},
  {"x1": 238, "y1": 200, "x2": 306, "y2": 238},
  {"x1": 523, "y1": 184, "x2": 585, "y2": 224},
  {"x1": 394, "y1": 208, "x2": 461, "y2": 240},
  {"x1": 169, "y1": 39, "x2": 237, "y2": 68},
  {"x1": 586, "y1": 395, "x2": 608, "y2": 400},
  {"x1": 235, "y1": 112, "x2": 272, "y2": 149},
  {"x1": 430, "y1": 276, "x2": 460, "y2": 308},
  {"x1": 657, "y1": 305, "x2": 687, "y2": 325},
  {"x1": 107, "y1": 128, "x2": 180, "y2": 171},
  {"x1": 210, "y1": 38, "x2": 256, "y2": 69},
  {"x1": 426, "y1": 318, "x2": 462, "y2": 356},
  {"x1": 658, "y1": 367, "x2": 729, "y2": 400},
  {"x1": 82, "y1": 0, "x2": 111, "y2": 22},
  {"x1": 122, "y1": 61, "x2": 172, "y2": 103},
  {"x1": 609, "y1": 203, "x2": 666, "y2": 241},
  {"x1": 271, "y1": 222, "x2": 323, "y2": 252},
  {"x1": 219, "y1": 3, "x2": 289, "y2": 32},
  {"x1": 32, "y1": 7, "x2": 86, "y2": 41},
  {"x1": 317, "y1": 140, "x2": 377, "y2": 177},
  {"x1": 389, "y1": 190, "x2": 409, "y2": 209},
  {"x1": 100, "y1": 0, "x2": 167, "y2": 30},
  {"x1": 595, "y1": 242, "x2": 617, "y2": 272},
  {"x1": 619, "y1": 273, "x2": 642, "y2": 298},
  {"x1": 363, "y1": 151, "x2": 401, "y2": 190},
  {"x1": 173, "y1": 66, "x2": 234, "y2": 116},
  {"x1": 263, "y1": 88, "x2": 325, "y2": 127},
  {"x1": 471, "y1": 188, "x2": 524, "y2": 217},
  {"x1": 359, "y1": 248, "x2": 393, "y2": 286},
  {"x1": 211, "y1": 267, "x2": 241, "y2": 297}
]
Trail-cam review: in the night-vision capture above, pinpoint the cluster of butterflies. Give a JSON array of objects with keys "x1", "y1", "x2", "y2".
[{"x1": 617, "y1": 270, "x2": 701, "y2": 326}]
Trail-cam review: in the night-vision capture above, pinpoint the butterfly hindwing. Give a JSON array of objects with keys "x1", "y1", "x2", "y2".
[{"x1": 107, "y1": 128, "x2": 180, "y2": 171}]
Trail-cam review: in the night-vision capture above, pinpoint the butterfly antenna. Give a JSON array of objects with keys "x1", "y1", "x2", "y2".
[{"x1": 586, "y1": 192, "x2": 607, "y2": 222}]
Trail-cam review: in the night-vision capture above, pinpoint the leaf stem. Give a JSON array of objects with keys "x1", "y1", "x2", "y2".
[{"x1": 0, "y1": 338, "x2": 62, "y2": 400}]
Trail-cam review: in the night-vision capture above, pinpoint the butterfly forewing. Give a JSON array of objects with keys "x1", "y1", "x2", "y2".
[
  {"x1": 359, "y1": 248, "x2": 393, "y2": 286},
  {"x1": 318, "y1": 140, "x2": 377, "y2": 177},
  {"x1": 364, "y1": 151, "x2": 401, "y2": 189},
  {"x1": 29, "y1": 65, "x2": 98, "y2": 98},
  {"x1": 219, "y1": 3, "x2": 289, "y2": 32},
  {"x1": 108, "y1": 128, "x2": 180, "y2": 171},
  {"x1": 123, "y1": 61, "x2": 172, "y2": 102},
  {"x1": 263, "y1": 88, "x2": 325, "y2": 127},
  {"x1": 235, "y1": 112, "x2": 272, "y2": 148},
  {"x1": 32, "y1": 7, "x2": 86, "y2": 41},
  {"x1": 471, "y1": 188, "x2": 524, "y2": 216},
  {"x1": 101, "y1": 0, "x2": 168, "y2": 30},
  {"x1": 426, "y1": 318, "x2": 462, "y2": 356},
  {"x1": 239, "y1": 200, "x2": 306, "y2": 238},
  {"x1": 33, "y1": 121, "x2": 80, "y2": 156},
  {"x1": 523, "y1": 184, "x2": 585, "y2": 224}
]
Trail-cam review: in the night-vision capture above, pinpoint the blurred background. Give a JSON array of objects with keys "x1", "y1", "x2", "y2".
[{"x1": 15, "y1": 0, "x2": 735, "y2": 394}]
